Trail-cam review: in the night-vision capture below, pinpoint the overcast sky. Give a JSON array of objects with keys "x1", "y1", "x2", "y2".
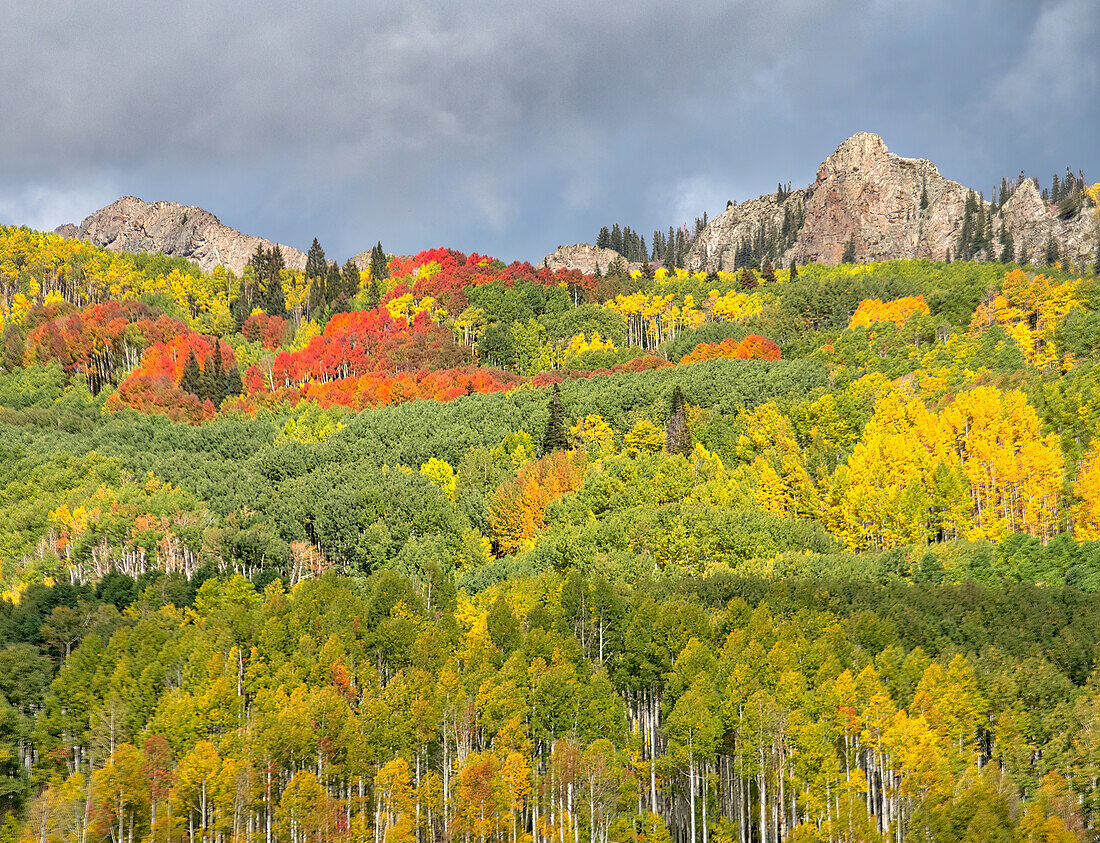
[{"x1": 0, "y1": 0, "x2": 1097, "y2": 263}]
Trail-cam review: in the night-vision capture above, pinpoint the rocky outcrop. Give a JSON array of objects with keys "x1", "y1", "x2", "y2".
[
  {"x1": 688, "y1": 132, "x2": 1099, "y2": 271},
  {"x1": 56, "y1": 197, "x2": 306, "y2": 275},
  {"x1": 999, "y1": 178, "x2": 1098, "y2": 265},
  {"x1": 542, "y1": 243, "x2": 639, "y2": 274}
]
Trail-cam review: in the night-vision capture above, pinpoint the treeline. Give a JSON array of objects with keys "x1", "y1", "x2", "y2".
[{"x1": 595, "y1": 216, "x2": 709, "y2": 269}]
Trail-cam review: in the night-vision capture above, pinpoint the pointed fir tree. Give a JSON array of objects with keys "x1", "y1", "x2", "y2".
[
  {"x1": 305, "y1": 238, "x2": 327, "y2": 280},
  {"x1": 264, "y1": 267, "x2": 286, "y2": 317},
  {"x1": 368, "y1": 242, "x2": 389, "y2": 285},
  {"x1": 180, "y1": 349, "x2": 201, "y2": 397},
  {"x1": 341, "y1": 259, "x2": 361, "y2": 300},
  {"x1": 737, "y1": 266, "x2": 758, "y2": 290},
  {"x1": 789, "y1": 258, "x2": 799, "y2": 280},
  {"x1": 224, "y1": 364, "x2": 243, "y2": 400},
  {"x1": 920, "y1": 178, "x2": 929, "y2": 210},
  {"x1": 305, "y1": 238, "x2": 327, "y2": 316},
  {"x1": 326, "y1": 261, "x2": 343, "y2": 310},
  {"x1": 610, "y1": 224, "x2": 623, "y2": 256},
  {"x1": 761, "y1": 257, "x2": 777, "y2": 284},
  {"x1": 209, "y1": 340, "x2": 226, "y2": 406},
  {"x1": 198, "y1": 353, "x2": 216, "y2": 404},
  {"x1": 842, "y1": 237, "x2": 857, "y2": 264},
  {"x1": 665, "y1": 386, "x2": 693, "y2": 457},
  {"x1": 542, "y1": 382, "x2": 568, "y2": 455}
]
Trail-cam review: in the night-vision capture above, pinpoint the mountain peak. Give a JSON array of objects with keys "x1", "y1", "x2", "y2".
[
  {"x1": 687, "y1": 132, "x2": 1098, "y2": 270},
  {"x1": 57, "y1": 197, "x2": 305, "y2": 274}
]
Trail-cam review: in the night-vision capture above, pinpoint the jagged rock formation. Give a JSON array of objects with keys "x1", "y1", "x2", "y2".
[
  {"x1": 56, "y1": 196, "x2": 306, "y2": 275},
  {"x1": 542, "y1": 243, "x2": 639, "y2": 274},
  {"x1": 688, "y1": 132, "x2": 1099, "y2": 271}
]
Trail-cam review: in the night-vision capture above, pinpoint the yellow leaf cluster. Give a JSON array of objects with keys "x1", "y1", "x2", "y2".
[
  {"x1": 849, "y1": 295, "x2": 929, "y2": 329},
  {"x1": 970, "y1": 270, "x2": 1084, "y2": 369}
]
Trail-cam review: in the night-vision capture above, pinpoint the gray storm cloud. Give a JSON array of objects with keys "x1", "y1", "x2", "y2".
[{"x1": 0, "y1": 0, "x2": 1096, "y2": 262}]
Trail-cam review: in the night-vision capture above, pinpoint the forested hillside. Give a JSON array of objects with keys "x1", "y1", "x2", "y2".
[{"x1": 3, "y1": 220, "x2": 1100, "y2": 841}]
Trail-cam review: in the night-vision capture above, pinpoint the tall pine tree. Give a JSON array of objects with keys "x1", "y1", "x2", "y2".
[
  {"x1": 842, "y1": 237, "x2": 857, "y2": 264},
  {"x1": 542, "y1": 383, "x2": 568, "y2": 455},
  {"x1": 341, "y1": 259, "x2": 361, "y2": 300},
  {"x1": 306, "y1": 238, "x2": 327, "y2": 316},
  {"x1": 180, "y1": 349, "x2": 201, "y2": 397}
]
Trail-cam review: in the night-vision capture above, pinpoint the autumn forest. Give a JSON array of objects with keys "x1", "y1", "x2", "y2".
[{"x1": 3, "y1": 219, "x2": 1100, "y2": 843}]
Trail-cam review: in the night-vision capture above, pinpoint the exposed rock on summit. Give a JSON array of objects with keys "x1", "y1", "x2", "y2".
[
  {"x1": 57, "y1": 197, "x2": 306, "y2": 275},
  {"x1": 688, "y1": 132, "x2": 1098, "y2": 271},
  {"x1": 542, "y1": 243, "x2": 638, "y2": 274}
]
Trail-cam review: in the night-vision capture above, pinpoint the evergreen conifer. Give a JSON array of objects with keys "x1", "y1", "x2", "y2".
[
  {"x1": 542, "y1": 383, "x2": 568, "y2": 455},
  {"x1": 761, "y1": 258, "x2": 777, "y2": 284},
  {"x1": 368, "y1": 242, "x2": 389, "y2": 285},
  {"x1": 342, "y1": 260, "x2": 361, "y2": 300},
  {"x1": 842, "y1": 237, "x2": 856, "y2": 264},
  {"x1": 180, "y1": 349, "x2": 201, "y2": 397},
  {"x1": 305, "y1": 238, "x2": 327, "y2": 280},
  {"x1": 224, "y1": 364, "x2": 243, "y2": 399}
]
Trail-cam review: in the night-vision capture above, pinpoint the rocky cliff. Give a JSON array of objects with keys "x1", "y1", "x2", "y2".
[
  {"x1": 57, "y1": 197, "x2": 306, "y2": 275},
  {"x1": 687, "y1": 132, "x2": 1098, "y2": 272},
  {"x1": 542, "y1": 243, "x2": 638, "y2": 274}
]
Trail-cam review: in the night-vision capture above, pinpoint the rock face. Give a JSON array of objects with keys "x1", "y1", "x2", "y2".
[
  {"x1": 688, "y1": 132, "x2": 1099, "y2": 271},
  {"x1": 542, "y1": 243, "x2": 639, "y2": 274},
  {"x1": 57, "y1": 197, "x2": 306, "y2": 275}
]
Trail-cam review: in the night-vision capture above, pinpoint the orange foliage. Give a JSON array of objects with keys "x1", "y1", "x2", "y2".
[
  {"x1": 108, "y1": 334, "x2": 237, "y2": 424},
  {"x1": 848, "y1": 295, "x2": 930, "y2": 329},
  {"x1": 229, "y1": 365, "x2": 522, "y2": 414},
  {"x1": 241, "y1": 313, "x2": 292, "y2": 349},
  {"x1": 384, "y1": 248, "x2": 593, "y2": 314},
  {"x1": 488, "y1": 450, "x2": 587, "y2": 555},
  {"x1": 679, "y1": 335, "x2": 781, "y2": 365}
]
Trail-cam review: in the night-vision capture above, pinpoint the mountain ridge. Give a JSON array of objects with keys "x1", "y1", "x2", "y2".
[
  {"x1": 684, "y1": 132, "x2": 1097, "y2": 272},
  {"x1": 55, "y1": 133, "x2": 1098, "y2": 276},
  {"x1": 56, "y1": 196, "x2": 307, "y2": 274}
]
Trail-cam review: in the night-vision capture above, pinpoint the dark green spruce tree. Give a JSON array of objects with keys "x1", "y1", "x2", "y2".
[
  {"x1": 665, "y1": 386, "x2": 693, "y2": 456},
  {"x1": 761, "y1": 257, "x2": 777, "y2": 284},
  {"x1": 305, "y1": 238, "x2": 327, "y2": 280},
  {"x1": 209, "y1": 340, "x2": 226, "y2": 407},
  {"x1": 368, "y1": 243, "x2": 389, "y2": 307},
  {"x1": 542, "y1": 383, "x2": 569, "y2": 455},
  {"x1": 842, "y1": 237, "x2": 857, "y2": 264},
  {"x1": 305, "y1": 238, "x2": 327, "y2": 316},
  {"x1": 249, "y1": 244, "x2": 287, "y2": 317},
  {"x1": 789, "y1": 258, "x2": 799, "y2": 280},
  {"x1": 224, "y1": 363, "x2": 244, "y2": 400},
  {"x1": 180, "y1": 349, "x2": 201, "y2": 397},
  {"x1": 326, "y1": 261, "x2": 343, "y2": 311},
  {"x1": 342, "y1": 259, "x2": 361, "y2": 301}
]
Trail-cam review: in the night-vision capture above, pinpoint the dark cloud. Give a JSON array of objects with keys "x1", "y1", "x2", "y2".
[{"x1": 1, "y1": 0, "x2": 1096, "y2": 262}]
